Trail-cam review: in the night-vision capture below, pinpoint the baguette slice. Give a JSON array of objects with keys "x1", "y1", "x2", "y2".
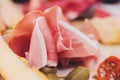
[{"x1": 0, "y1": 36, "x2": 48, "y2": 80}]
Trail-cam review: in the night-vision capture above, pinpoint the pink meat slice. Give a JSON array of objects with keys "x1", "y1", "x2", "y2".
[
  {"x1": 8, "y1": 11, "x2": 43, "y2": 57},
  {"x1": 58, "y1": 20, "x2": 100, "y2": 58},
  {"x1": 26, "y1": 16, "x2": 58, "y2": 67},
  {"x1": 37, "y1": 17, "x2": 58, "y2": 66},
  {"x1": 44, "y1": 6, "x2": 72, "y2": 52},
  {"x1": 44, "y1": 6, "x2": 100, "y2": 58},
  {"x1": 26, "y1": 20, "x2": 47, "y2": 68}
]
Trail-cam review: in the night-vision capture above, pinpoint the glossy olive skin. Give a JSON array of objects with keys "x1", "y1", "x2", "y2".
[
  {"x1": 40, "y1": 66, "x2": 57, "y2": 74},
  {"x1": 65, "y1": 66, "x2": 90, "y2": 80},
  {"x1": 47, "y1": 73, "x2": 60, "y2": 80}
]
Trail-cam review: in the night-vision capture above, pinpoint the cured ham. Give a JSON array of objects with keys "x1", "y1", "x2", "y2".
[
  {"x1": 58, "y1": 20, "x2": 100, "y2": 58},
  {"x1": 44, "y1": 6, "x2": 70, "y2": 52},
  {"x1": 36, "y1": 17, "x2": 57, "y2": 67},
  {"x1": 27, "y1": 17, "x2": 58, "y2": 68},
  {"x1": 8, "y1": 11, "x2": 43, "y2": 57},
  {"x1": 26, "y1": 19, "x2": 47, "y2": 68},
  {"x1": 8, "y1": 6, "x2": 101, "y2": 69}
]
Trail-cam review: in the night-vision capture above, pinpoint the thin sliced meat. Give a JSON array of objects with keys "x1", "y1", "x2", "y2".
[
  {"x1": 8, "y1": 6, "x2": 101, "y2": 69},
  {"x1": 44, "y1": 6, "x2": 71, "y2": 52},
  {"x1": 8, "y1": 11, "x2": 43, "y2": 57},
  {"x1": 44, "y1": 6, "x2": 61, "y2": 42},
  {"x1": 26, "y1": 20, "x2": 47, "y2": 68},
  {"x1": 57, "y1": 20, "x2": 100, "y2": 69},
  {"x1": 36, "y1": 17, "x2": 58, "y2": 66},
  {"x1": 58, "y1": 20, "x2": 100, "y2": 58}
]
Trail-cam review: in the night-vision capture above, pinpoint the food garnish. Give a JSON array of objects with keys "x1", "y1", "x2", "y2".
[
  {"x1": 97, "y1": 56, "x2": 120, "y2": 80},
  {"x1": 65, "y1": 66, "x2": 90, "y2": 80}
]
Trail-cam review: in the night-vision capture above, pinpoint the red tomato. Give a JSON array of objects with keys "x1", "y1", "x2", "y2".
[{"x1": 97, "y1": 56, "x2": 120, "y2": 80}]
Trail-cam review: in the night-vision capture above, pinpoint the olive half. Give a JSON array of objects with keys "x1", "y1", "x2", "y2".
[{"x1": 65, "y1": 66, "x2": 90, "y2": 80}]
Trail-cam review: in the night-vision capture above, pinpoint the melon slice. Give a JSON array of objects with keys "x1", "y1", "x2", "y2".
[{"x1": 0, "y1": 36, "x2": 48, "y2": 80}]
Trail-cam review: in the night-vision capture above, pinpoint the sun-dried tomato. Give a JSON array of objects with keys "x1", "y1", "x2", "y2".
[{"x1": 97, "y1": 56, "x2": 120, "y2": 80}]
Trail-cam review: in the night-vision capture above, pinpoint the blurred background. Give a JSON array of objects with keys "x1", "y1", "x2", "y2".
[{"x1": 0, "y1": 0, "x2": 120, "y2": 44}]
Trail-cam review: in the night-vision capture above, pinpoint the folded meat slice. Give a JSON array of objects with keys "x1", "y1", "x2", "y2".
[
  {"x1": 37, "y1": 17, "x2": 58, "y2": 66},
  {"x1": 44, "y1": 6, "x2": 71, "y2": 52},
  {"x1": 44, "y1": 6, "x2": 63, "y2": 42},
  {"x1": 57, "y1": 21, "x2": 101, "y2": 69},
  {"x1": 58, "y1": 20, "x2": 100, "y2": 58},
  {"x1": 26, "y1": 19, "x2": 47, "y2": 68},
  {"x1": 8, "y1": 6, "x2": 101, "y2": 69},
  {"x1": 44, "y1": 6, "x2": 100, "y2": 58},
  {"x1": 8, "y1": 11, "x2": 43, "y2": 57},
  {"x1": 27, "y1": 16, "x2": 57, "y2": 68}
]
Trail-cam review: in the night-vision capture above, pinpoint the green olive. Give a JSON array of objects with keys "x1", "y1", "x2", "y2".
[
  {"x1": 46, "y1": 73, "x2": 60, "y2": 80},
  {"x1": 65, "y1": 66, "x2": 90, "y2": 80},
  {"x1": 40, "y1": 66, "x2": 57, "y2": 74}
]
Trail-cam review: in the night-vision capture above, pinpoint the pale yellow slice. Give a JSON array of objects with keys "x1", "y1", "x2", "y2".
[
  {"x1": 0, "y1": 0, "x2": 24, "y2": 28},
  {"x1": 91, "y1": 17, "x2": 120, "y2": 44},
  {"x1": 0, "y1": 36, "x2": 48, "y2": 80},
  {"x1": 0, "y1": 16, "x2": 5, "y2": 32}
]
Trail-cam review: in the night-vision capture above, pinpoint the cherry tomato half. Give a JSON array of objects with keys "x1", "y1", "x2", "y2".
[{"x1": 97, "y1": 56, "x2": 120, "y2": 80}]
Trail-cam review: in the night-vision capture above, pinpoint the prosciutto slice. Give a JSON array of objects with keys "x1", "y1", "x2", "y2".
[
  {"x1": 44, "y1": 6, "x2": 71, "y2": 52},
  {"x1": 33, "y1": 17, "x2": 57, "y2": 67},
  {"x1": 26, "y1": 20, "x2": 47, "y2": 68},
  {"x1": 8, "y1": 11, "x2": 43, "y2": 57},
  {"x1": 8, "y1": 6, "x2": 101, "y2": 69},
  {"x1": 58, "y1": 20, "x2": 100, "y2": 58}
]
